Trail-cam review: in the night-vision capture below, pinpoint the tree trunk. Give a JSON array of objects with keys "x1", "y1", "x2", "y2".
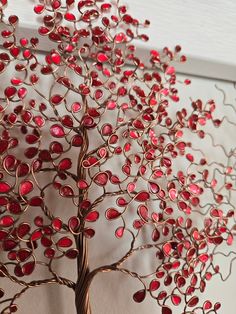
[
  {"x1": 75, "y1": 279, "x2": 91, "y2": 314},
  {"x1": 76, "y1": 101, "x2": 91, "y2": 313},
  {"x1": 75, "y1": 234, "x2": 91, "y2": 314}
]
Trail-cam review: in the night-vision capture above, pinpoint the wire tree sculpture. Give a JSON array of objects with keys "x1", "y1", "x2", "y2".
[{"x1": 0, "y1": 0, "x2": 235, "y2": 313}]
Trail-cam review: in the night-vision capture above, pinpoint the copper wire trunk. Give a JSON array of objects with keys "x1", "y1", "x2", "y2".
[
  {"x1": 74, "y1": 113, "x2": 91, "y2": 314},
  {"x1": 75, "y1": 234, "x2": 91, "y2": 314}
]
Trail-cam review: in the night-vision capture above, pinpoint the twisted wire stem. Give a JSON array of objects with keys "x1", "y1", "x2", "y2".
[
  {"x1": 75, "y1": 98, "x2": 91, "y2": 314},
  {"x1": 75, "y1": 235, "x2": 91, "y2": 314}
]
